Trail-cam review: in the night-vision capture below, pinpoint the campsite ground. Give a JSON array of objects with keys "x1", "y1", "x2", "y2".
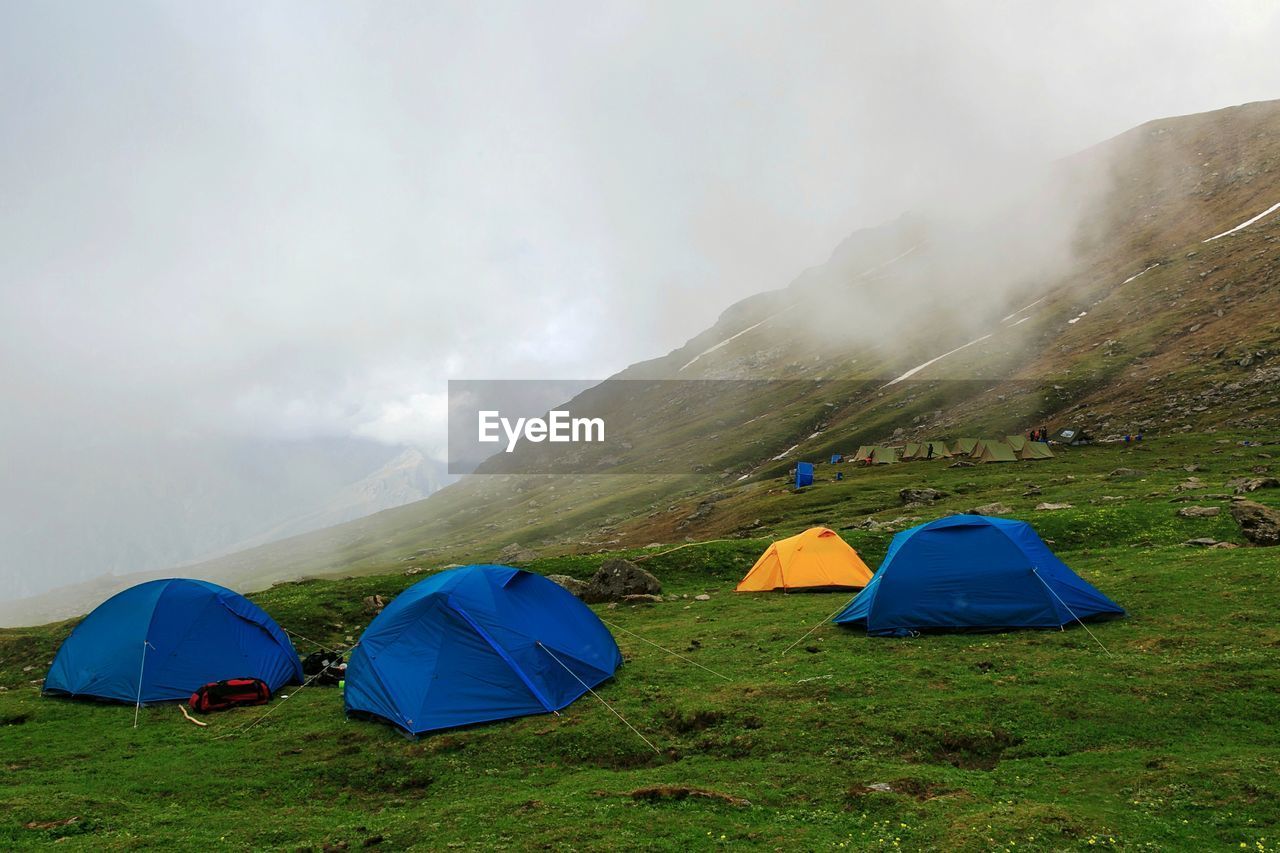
[{"x1": 2, "y1": 434, "x2": 1278, "y2": 850}]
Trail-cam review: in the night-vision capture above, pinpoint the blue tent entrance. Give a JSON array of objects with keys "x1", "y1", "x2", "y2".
[
  {"x1": 44, "y1": 579, "x2": 302, "y2": 703},
  {"x1": 834, "y1": 515, "x2": 1123, "y2": 636},
  {"x1": 345, "y1": 565, "x2": 622, "y2": 736}
]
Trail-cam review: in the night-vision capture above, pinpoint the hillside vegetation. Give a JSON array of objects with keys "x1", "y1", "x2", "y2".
[{"x1": 3, "y1": 436, "x2": 1279, "y2": 849}]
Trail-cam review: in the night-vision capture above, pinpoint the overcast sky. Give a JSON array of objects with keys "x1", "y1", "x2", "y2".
[{"x1": 2, "y1": 2, "x2": 1279, "y2": 461}]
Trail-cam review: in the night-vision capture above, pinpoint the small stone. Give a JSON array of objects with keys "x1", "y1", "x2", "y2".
[
  {"x1": 1177, "y1": 506, "x2": 1221, "y2": 518},
  {"x1": 1035, "y1": 502, "x2": 1073, "y2": 511},
  {"x1": 694, "y1": 594, "x2": 711, "y2": 601}
]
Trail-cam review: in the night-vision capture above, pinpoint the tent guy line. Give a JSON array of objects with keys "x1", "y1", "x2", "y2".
[
  {"x1": 601, "y1": 619, "x2": 732, "y2": 681},
  {"x1": 537, "y1": 641, "x2": 661, "y2": 754}
]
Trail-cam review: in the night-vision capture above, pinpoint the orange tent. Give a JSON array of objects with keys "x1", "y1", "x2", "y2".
[{"x1": 736, "y1": 527, "x2": 873, "y2": 592}]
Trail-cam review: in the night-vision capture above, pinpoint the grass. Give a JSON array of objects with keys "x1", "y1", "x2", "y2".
[{"x1": 2, "y1": 435, "x2": 1279, "y2": 850}]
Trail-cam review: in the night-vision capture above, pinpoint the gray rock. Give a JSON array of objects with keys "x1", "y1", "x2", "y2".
[
  {"x1": 497, "y1": 543, "x2": 538, "y2": 563},
  {"x1": 548, "y1": 574, "x2": 588, "y2": 597},
  {"x1": 362, "y1": 594, "x2": 388, "y2": 615},
  {"x1": 1230, "y1": 500, "x2": 1280, "y2": 546},
  {"x1": 1177, "y1": 506, "x2": 1221, "y2": 518},
  {"x1": 899, "y1": 487, "x2": 944, "y2": 505},
  {"x1": 622, "y1": 594, "x2": 663, "y2": 604},
  {"x1": 1035, "y1": 502, "x2": 1073, "y2": 511},
  {"x1": 1226, "y1": 476, "x2": 1280, "y2": 495},
  {"x1": 1108, "y1": 468, "x2": 1144, "y2": 479},
  {"x1": 581, "y1": 558, "x2": 663, "y2": 603},
  {"x1": 968, "y1": 503, "x2": 1013, "y2": 516},
  {"x1": 694, "y1": 593, "x2": 711, "y2": 601},
  {"x1": 1182, "y1": 537, "x2": 1219, "y2": 547}
]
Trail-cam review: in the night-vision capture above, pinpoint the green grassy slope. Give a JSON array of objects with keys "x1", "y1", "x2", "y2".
[{"x1": 3, "y1": 436, "x2": 1278, "y2": 850}]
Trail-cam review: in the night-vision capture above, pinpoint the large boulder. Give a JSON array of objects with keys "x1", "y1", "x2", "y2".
[
  {"x1": 582, "y1": 558, "x2": 663, "y2": 604},
  {"x1": 899, "y1": 487, "x2": 945, "y2": 506},
  {"x1": 1226, "y1": 476, "x2": 1280, "y2": 495},
  {"x1": 1230, "y1": 500, "x2": 1280, "y2": 546},
  {"x1": 1177, "y1": 506, "x2": 1221, "y2": 518}
]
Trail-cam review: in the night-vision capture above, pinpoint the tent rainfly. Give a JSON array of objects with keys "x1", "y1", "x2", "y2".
[
  {"x1": 951, "y1": 437, "x2": 979, "y2": 456},
  {"x1": 345, "y1": 565, "x2": 621, "y2": 736},
  {"x1": 1005, "y1": 435, "x2": 1028, "y2": 452},
  {"x1": 737, "y1": 527, "x2": 873, "y2": 592},
  {"x1": 44, "y1": 579, "x2": 302, "y2": 705},
  {"x1": 833, "y1": 515, "x2": 1124, "y2": 636}
]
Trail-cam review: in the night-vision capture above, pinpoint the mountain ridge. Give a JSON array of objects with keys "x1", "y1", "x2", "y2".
[{"x1": 5, "y1": 98, "x2": 1279, "y2": 626}]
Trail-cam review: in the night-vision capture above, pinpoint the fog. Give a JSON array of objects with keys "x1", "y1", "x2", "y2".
[{"x1": 3, "y1": 1, "x2": 1279, "y2": 600}]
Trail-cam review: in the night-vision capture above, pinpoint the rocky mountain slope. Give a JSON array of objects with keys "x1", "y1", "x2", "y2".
[{"x1": 6, "y1": 99, "x2": 1279, "y2": 625}]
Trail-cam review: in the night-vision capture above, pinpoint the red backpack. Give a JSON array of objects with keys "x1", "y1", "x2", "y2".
[{"x1": 188, "y1": 678, "x2": 272, "y2": 713}]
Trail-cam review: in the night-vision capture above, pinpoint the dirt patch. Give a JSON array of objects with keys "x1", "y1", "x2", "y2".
[
  {"x1": 661, "y1": 708, "x2": 725, "y2": 734},
  {"x1": 896, "y1": 727, "x2": 1023, "y2": 771},
  {"x1": 629, "y1": 785, "x2": 751, "y2": 807}
]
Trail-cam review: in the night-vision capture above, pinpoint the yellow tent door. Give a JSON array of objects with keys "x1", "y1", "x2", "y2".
[{"x1": 736, "y1": 527, "x2": 873, "y2": 591}]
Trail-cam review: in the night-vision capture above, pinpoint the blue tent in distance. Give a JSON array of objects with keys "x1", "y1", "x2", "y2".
[
  {"x1": 834, "y1": 515, "x2": 1123, "y2": 637},
  {"x1": 795, "y1": 462, "x2": 814, "y2": 488},
  {"x1": 345, "y1": 565, "x2": 622, "y2": 736},
  {"x1": 44, "y1": 578, "x2": 302, "y2": 704}
]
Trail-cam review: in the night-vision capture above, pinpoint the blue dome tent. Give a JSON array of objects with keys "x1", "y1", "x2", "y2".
[
  {"x1": 44, "y1": 579, "x2": 302, "y2": 704},
  {"x1": 834, "y1": 515, "x2": 1124, "y2": 636},
  {"x1": 345, "y1": 565, "x2": 622, "y2": 736}
]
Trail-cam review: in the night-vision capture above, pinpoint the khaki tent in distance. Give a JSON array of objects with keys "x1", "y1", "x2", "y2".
[
  {"x1": 975, "y1": 441, "x2": 1018, "y2": 463},
  {"x1": 1006, "y1": 435, "x2": 1027, "y2": 452},
  {"x1": 853, "y1": 445, "x2": 895, "y2": 464},
  {"x1": 951, "y1": 437, "x2": 979, "y2": 456},
  {"x1": 1019, "y1": 441, "x2": 1055, "y2": 460},
  {"x1": 902, "y1": 441, "x2": 950, "y2": 461},
  {"x1": 736, "y1": 527, "x2": 873, "y2": 592},
  {"x1": 870, "y1": 446, "x2": 898, "y2": 464}
]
